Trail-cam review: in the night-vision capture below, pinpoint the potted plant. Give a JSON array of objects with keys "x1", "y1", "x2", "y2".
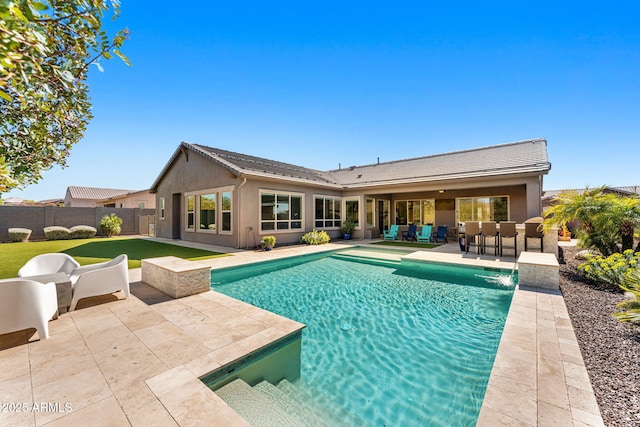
[
  {"x1": 341, "y1": 219, "x2": 355, "y2": 240},
  {"x1": 262, "y1": 235, "x2": 276, "y2": 251}
]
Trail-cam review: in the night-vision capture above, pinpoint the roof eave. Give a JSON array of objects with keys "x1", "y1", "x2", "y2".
[
  {"x1": 241, "y1": 170, "x2": 343, "y2": 189},
  {"x1": 341, "y1": 165, "x2": 551, "y2": 189}
]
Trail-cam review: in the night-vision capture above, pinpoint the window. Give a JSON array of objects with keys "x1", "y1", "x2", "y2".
[
  {"x1": 261, "y1": 191, "x2": 303, "y2": 232},
  {"x1": 137, "y1": 202, "x2": 145, "y2": 208},
  {"x1": 184, "y1": 188, "x2": 233, "y2": 233},
  {"x1": 421, "y1": 199, "x2": 435, "y2": 225},
  {"x1": 221, "y1": 191, "x2": 232, "y2": 232},
  {"x1": 456, "y1": 196, "x2": 509, "y2": 223},
  {"x1": 186, "y1": 195, "x2": 195, "y2": 230},
  {"x1": 366, "y1": 198, "x2": 375, "y2": 227},
  {"x1": 394, "y1": 199, "x2": 435, "y2": 225},
  {"x1": 314, "y1": 196, "x2": 341, "y2": 228},
  {"x1": 199, "y1": 193, "x2": 216, "y2": 231},
  {"x1": 159, "y1": 197, "x2": 165, "y2": 220},
  {"x1": 344, "y1": 198, "x2": 359, "y2": 227}
]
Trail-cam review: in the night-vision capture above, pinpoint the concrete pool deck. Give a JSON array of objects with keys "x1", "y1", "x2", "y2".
[{"x1": 0, "y1": 239, "x2": 604, "y2": 426}]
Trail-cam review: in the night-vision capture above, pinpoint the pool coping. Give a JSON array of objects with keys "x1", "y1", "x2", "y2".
[
  {"x1": 0, "y1": 240, "x2": 604, "y2": 426},
  {"x1": 202, "y1": 243, "x2": 604, "y2": 426}
]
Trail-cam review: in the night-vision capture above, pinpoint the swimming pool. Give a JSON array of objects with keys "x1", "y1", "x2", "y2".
[{"x1": 210, "y1": 250, "x2": 515, "y2": 426}]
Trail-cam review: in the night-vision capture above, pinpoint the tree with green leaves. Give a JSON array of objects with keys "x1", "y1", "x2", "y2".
[
  {"x1": 0, "y1": 0, "x2": 129, "y2": 194},
  {"x1": 543, "y1": 187, "x2": 640, "y2": 256}
]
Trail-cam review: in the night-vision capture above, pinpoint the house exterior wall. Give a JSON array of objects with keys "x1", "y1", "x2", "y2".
[
  {"x1": 346, "y1": 179, "x2": 537, "y2": 238},
  {"x1": 63, "y1": 195, "x2": 97, "y2": 207},
  {"x1": 100, "y1": 192, "x2": 156, "y2": 209},
  {"x1": 153, "y1": 147, "x2": 547, "y2": 249},
  {"x1": 155, "y1": 149, "x2": 241, "y2": 247}
]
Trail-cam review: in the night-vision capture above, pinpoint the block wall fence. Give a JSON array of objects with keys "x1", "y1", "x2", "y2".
[{"x1": 0, "y1": 206, "x2": 156, "y2": 241}]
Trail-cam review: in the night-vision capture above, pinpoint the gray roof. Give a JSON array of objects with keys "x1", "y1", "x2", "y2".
[
  {"x1": 325, "y1": 138, "x2": 550, "y2": 187},
  {"x1": 191, "y1": 144, "x2": 335, "y2": 184},
  {"x1": 66, "y1": 186, "x2": 134, "y2": 201},
  {"x1": 543, "y1": 185, "x2": 640, "y2": 199},
  {"x1": 151, "y1": 138, "x2": 550, "y2": 192}
]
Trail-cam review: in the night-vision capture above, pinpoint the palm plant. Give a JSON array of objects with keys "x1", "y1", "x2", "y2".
[{"x1": 543, "y1": 187, "x2": 640, "y2": 256}]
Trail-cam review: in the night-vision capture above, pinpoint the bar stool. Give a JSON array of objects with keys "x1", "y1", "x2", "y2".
[
  {"x1": 524, "y1": 222, "x2": 544, "y2": 252},
  {"x1": 481, "y1": 221, "x2": 499, "y2": 256},
  {"x1": 499, "y1": 221, "x2": 518, "y2": 257},
  {"x1": 464, "y1": 221, "x2": 482, "y2": 254}
]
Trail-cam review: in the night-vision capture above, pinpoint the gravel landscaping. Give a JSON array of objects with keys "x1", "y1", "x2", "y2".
[{"x1": 559, "y1": 245, "x2": 640, "y2": 427}]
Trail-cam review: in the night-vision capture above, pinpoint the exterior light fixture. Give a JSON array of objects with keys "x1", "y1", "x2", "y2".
[{"x1": 438, "y1": 190, "x2": 446, "y2": 194}]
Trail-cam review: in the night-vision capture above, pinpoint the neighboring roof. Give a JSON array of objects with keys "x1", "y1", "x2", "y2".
[
  {"x1": 3, "y1": 197, "x2": 24, "y2": 205},
  {"x1": 98, "y1": 189, "x2": 151, "y2": 202},
  {"x1": 543, "y1": 186, "x2": 640, "y2": 199},
  {"x1": 66, "y1": 186, "x2": 134, "y2": 201},
  {"x1": 151, "y1": 138, "x2": 551, "y2": 192}
]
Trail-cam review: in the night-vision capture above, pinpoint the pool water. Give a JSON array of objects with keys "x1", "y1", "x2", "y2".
[{"x1": 211, "y1": 252, "x2": 515, "y2": 426}]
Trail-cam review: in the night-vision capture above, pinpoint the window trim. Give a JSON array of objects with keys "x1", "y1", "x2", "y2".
[
  {"x1": 220, "y1": 189, "x2": 233, "y2": 235},
  {"x1": 259, "y1": 189, "x2": 305, "y2": 234},
  {"x1": 394, "y1": 198, "x2": 435, "y2": 225},
  {"x1": 185, "y1": 194, "x2": 195, "y2": 232},
  {"x1": 198, "y1": 192, "x2": 217, "y2": 234},
  {"x1": 343, "y1": 196, "x2": 361, "y2": 229},
  {"x1": 184, "y1": 186, "x2": 234, "y2": 234},
  {"x1": 313, "y1": 195, "x2": 342, "y2": 230},
  {"x1": 366, "y1": 198, "x2": 375, "y2": 227},
  {"x1": 455, "y1": 195, "x2": 510, "y2": 223},
  {"x1": 159, "y1": 197, "x2": 165, "y2": 220}
]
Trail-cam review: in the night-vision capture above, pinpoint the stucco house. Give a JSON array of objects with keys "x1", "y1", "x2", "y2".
[
  {"x1": 150, "y1": 138, "x2": 551, "y2": 249},
  {"x1": 64, "y1": 186, "x2": 155, "y2": 208}
]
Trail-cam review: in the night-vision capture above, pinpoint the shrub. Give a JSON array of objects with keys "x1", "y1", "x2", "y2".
[
  {"x1": 100, "y1": 213, "x2": 122, "y2": 237},
  {"x1": 69, "y1": 225, "x2": 97, "y2": 239},
  {"x1": 261, "y1": 235, "x2": 276, "y2": 250},
  {"x1": 614, "y1": 268, "x2": 640, "y2": 324},
  {"x1": 44, "y1": 226, "x2": 71, "y2": 240},
  {"x1": 300, "y1": 229, "x2": 330, "y2": 245},
  {"x1": 578, "y1": 249, "x2": 640, "y2": 287},
  {"x1": 8, "y1": 227, "x2": 31, "y2": 242}
]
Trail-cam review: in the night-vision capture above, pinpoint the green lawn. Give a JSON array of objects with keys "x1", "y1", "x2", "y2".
[
  {"x1": 372, "y1": 240, "x2": 439, "y2": 249},
  {"x1": 0, "y1": 237, "x2": 228, "y2": 279}
]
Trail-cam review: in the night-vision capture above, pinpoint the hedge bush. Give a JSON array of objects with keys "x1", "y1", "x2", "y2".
[
  {"x1": 8, "y1": 228, "x2": 32, "y2": 242},
  {"x1": 300, "y1": 229, "x2": 331, "y2": 245},
  {"x1": 44, "y1": 226, "x2": 71, "y2": 240},
  {"x1": 69, "y1": 225, "x2": 97, "y2": 239}
]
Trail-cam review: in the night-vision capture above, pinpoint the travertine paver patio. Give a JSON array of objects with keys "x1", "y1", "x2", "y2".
[{"x1": 0, "y1": 240, "x2": 604, "y2": 426}]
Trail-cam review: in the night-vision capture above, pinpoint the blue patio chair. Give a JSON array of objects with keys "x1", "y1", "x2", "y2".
[
  {"x1": 383, "y1": 224, "x2": 399, "y2": 240},
  {"x1": 402, "y1": 224, "x2": 418, "y2": 242},
  {"x1": 417, "y1": 225, "x2": 432, "y2": 243},
  {"x1": 433, "y1": 225, "x2": 449, "y2": 243}
]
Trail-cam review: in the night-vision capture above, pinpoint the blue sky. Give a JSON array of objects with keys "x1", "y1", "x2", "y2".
[{"x1": 6, "y1": 1, "x2": 640, "y2": 201}]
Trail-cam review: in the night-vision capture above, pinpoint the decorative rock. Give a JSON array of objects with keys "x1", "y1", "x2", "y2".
[{"x1": 575, "y1": 249, "x2": 600, "y2": 260}]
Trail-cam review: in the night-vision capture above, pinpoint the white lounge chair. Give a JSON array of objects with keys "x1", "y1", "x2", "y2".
[
  {"x1": 69, "y1": 254, "x2": 130, "y2": 311},
  {"x1": 18, "y1": 253, "x2": 80, "y2": 277},
  {"x1": 0, "y1": 279, "x2": 58, "y2": 339}
]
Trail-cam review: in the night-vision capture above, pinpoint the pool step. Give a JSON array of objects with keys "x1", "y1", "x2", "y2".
[
  {"x1": 332, "y1": 250, "x2": 402, "y2": 265},
  {"x1": 215, "y1": 379, "x2": 303, "y2": 427},
  {"x1": 253, "y1": 381, "x2": 331, "y2": 427},
  {"x1": 277, "y1": 379, "x2": 367, "y2": 427}
]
